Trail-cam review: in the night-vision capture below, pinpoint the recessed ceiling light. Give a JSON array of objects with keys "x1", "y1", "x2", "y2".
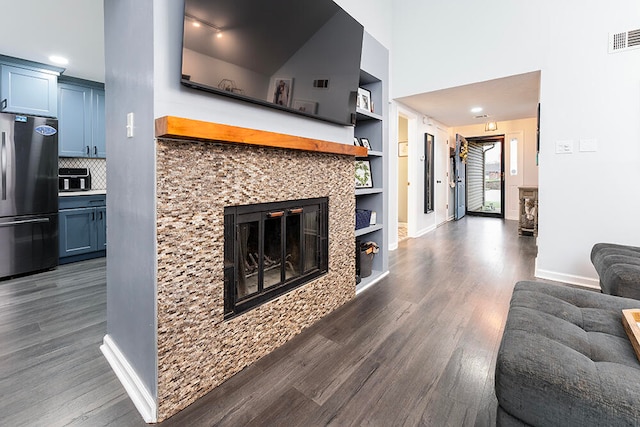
[
  {"x1": 49, "y1": 55, "x2": 68, "y2": 65},
  {"x1": 192, "y1": 21, "x2": 201, "y2": 27},
  {"x1": 470, "y1": 107, "x2": 483, "y2": 113}
]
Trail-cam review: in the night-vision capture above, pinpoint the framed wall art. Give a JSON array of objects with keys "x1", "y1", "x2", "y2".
[{"x1": 355, "y1": 160, "x2": 373, "y2": 188}]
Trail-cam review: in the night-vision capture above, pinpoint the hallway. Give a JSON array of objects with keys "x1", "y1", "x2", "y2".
[{"x1": 0, "y1": 216, "x2": 542, "y2": 426}]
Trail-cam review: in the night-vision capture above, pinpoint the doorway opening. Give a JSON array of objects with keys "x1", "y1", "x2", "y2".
[{"x1": 465, "y1": 135, "x2": 504, "y2": 218}]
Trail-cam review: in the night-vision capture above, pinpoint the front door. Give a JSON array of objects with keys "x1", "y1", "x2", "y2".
[{"x1": 454, "y1": 134, "x2": 467, "y2": 220}]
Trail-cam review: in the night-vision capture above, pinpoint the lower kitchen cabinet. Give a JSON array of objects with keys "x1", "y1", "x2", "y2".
[{"x1": 59, "y1": 194, "x2": 106, "y2": 264}]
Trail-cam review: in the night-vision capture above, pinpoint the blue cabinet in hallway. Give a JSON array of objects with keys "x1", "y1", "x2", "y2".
[
  {"x1": 58, "y1": 78, "x2": 105, "y2": 158},
  {"x1": 0, "y1": 63, "x2": 59, "y2": 117},
  {"x1": 59, "y1": 195, "x2": 106, "y2": 264}
]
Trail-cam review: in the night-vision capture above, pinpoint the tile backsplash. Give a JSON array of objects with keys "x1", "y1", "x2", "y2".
[{"x1": 58, "y1": 157, "x2": 107, "y2": 190}]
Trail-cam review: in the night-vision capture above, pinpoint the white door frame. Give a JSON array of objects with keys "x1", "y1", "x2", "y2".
[{"x1": 396, "y1": 106, "x2": 418, "y2": 239}]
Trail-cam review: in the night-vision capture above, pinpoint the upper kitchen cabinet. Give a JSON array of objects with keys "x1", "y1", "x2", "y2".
[
  {"x1": 58, "y1": 77, "x2": 105, "y2": 158},
  {"x1": 0, "y1": 55, "x2": 64, "y2": 118}
]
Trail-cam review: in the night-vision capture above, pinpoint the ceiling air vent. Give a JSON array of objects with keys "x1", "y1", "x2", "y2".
[{"x1": 609, "y1": 28, "x2": 640, "y2": 53}]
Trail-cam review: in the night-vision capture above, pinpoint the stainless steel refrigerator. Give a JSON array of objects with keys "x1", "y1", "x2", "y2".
[{"x1": 0, "y1": 113, "x2": 59, "y2": 279}]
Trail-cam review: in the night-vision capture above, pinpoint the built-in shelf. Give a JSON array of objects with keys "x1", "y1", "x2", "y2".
[
  {"x1": 356, "y1": 188, "x2": 383, "y2": 196},
  {"x1": 356, "y1": 270, "x2": 389, "y2": 294},
  {"x1": 356, "y1": 108, "x2": 383, "y2": 121},
  {"x1": 355, "y1": 224, "x2": 383, "y2": 237},
  {"x1": 365, "y1": 150, "x2": 383, "y2": 157}
]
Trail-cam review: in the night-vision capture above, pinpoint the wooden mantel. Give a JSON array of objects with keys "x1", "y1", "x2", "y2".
[{"x1": 155, "y1": 116, "x2": 368, "y2": 157}]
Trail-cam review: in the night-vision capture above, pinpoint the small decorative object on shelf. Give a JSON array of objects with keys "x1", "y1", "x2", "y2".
[
  {"x1": 369, "y1": 211, "x2": 377, "y2": 225},
  {"x1": 353, "y1": 137, "x2": 361, "y2": 146},
  {"x1": 355, "y1": 160, "x2": 373, "y2": 188},
  {"x1": 357, "y1": 87, "x2": 371, "y2": 111},
  {"x1": 360, "y1": 138, "x2": 371, "y2": 149},
  {"x1": 359, "y1": 241, "x2": 379, "y2": 278},
  {"x1": 292, "y1": 99, "x2": 317, "y2": 114}
]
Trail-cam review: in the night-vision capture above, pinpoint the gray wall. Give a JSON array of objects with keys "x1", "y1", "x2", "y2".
[{"x1": 104, "y1": 0, "x2": 158, "y2": 398}]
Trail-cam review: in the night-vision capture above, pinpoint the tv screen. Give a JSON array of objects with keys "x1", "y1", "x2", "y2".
[{"x1": 181, "y1": 0, "x2": 364, "y2": 126}]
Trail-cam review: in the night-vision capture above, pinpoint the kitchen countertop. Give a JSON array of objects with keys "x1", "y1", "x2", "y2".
[{"x1": 59, "y1": 190, "x2": 107, "y2": 197}]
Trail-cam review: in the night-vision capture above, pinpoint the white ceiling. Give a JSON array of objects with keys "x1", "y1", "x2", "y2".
[
  {"x1": 0, "y1": 1, "x2": 539, "y2": 127},
  {"x1": 396, "y1": 71, "x2": 541, "y2": 127},
  {"x1": 0, "y1": 0, "x2": 105, "y2": 82}
]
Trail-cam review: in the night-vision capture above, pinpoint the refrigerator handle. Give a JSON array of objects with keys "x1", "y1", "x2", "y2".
[
  {"x1": 0, "y1": 217, "x2": 50, "y2": 228},
  {"x1": 1, "y1": 131, "x2": 6, "y2": 200}
]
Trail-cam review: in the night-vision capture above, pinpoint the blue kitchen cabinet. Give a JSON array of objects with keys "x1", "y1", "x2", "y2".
[
  {"x1": 0, "y1": 63, "x2": 59, "y2": 117},
  {"x1": 92, "y1": 90, "x2": 106, "y2": 158},
  {"x1": 59, "y1": 195, "x2": 106, "y2": 264},
  {"x1": 59, "y1": 207, "x2": 97, "y2": 257},
  {"x1": 58, "y1": 83, "x2": 91, "y2": 157},
  {"x1": 96, "y1": 206, "x2": 107, "y2": 250},
  {"x1": 58, "y1": 78, "x2": 105, "y2": 158}
]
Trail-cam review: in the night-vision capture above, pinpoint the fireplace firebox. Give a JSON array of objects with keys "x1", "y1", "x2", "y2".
[{"x1": 224, "y1": 198, "x2": 328, "y2": 318}]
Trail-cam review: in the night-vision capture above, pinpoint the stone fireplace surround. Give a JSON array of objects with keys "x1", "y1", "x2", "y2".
[{"x1": 154, "y1": 117, "x2": 366, "y2": 420}]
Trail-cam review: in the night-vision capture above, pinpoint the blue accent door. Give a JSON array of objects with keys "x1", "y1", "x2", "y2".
[{"x1": 454, "y1": 134, "x2": 467, "y2": 220}]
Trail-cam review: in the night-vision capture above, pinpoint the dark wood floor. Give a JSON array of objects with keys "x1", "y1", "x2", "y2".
[{"x1": 0, "y1": 216, "x2": 542, "y2": 426}]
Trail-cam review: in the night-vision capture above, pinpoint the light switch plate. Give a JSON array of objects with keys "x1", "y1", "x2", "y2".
[
  {"x1": 555, "y1": 140, "x2": 574, "y2": 154},
  {"x1": 579, "y1": 139, "x2": 598, "y2": 152},
  {"x1": 126, "y1": 112, "x2": 134, "y2": 138}
]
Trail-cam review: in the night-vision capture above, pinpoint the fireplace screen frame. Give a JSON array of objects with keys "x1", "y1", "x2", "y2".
[{"x1": 224, "y1": 197, "x2": 329, "y2": 318}]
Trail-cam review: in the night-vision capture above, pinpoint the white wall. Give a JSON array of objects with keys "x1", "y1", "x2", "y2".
[
  {"x1": 334, "y1": 0, "x2": 393, "y2": 51},
  {"x1": 451, "y1": 118, "x2": 538, "y2": 221},
  {"x1": 391, "y1": 0, "x2": 640, "y2": 286}
]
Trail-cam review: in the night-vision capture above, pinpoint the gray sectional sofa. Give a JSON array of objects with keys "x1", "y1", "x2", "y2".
[
  {"x1": 591, "y1": 243, "x2": 640, "y2": 299},
  {"x1": 495, "y1": 281, "x2": 640, "y2": 426}
]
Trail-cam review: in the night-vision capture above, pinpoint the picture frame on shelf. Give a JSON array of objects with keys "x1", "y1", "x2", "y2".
[
  {"x1": 357, "y1": 87, "x2": 371, "y2": 112},
  {"x1": 398, "y1": 141, "x2": 408, "y2": 157},
  {"x1": 354, "y1": 137, "x2": 361, "y2": 146},
  {"x1": 272, "y1": 77, "x2": 293, "y2": 107},
  {"x1": 292, "y1": 99, "x2": 317, "y2": 114},
  {"x1": 360, "y1": 138, "x2": 372, "y2": 150},
  {"x1": 355, "y1": 160, "x2": 373, "y2": 188}
]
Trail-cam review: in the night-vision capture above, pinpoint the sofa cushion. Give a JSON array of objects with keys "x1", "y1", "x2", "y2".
[
  {"x1": 591, "y1": 243, "x2": 640, "y2": 277},
  {"x1": 601, "y1": 263, "x2": 640, "y2": 300},
  {"x1": 496, "y1": 281, "x2": 640, "y2": 427}
]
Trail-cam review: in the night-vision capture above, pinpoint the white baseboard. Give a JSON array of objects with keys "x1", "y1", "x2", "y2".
[
  {"x1": 414, "y1": 224, "x2": 437, "y2": 238},
  {"x1": 534, "y1": 267, "x2": 600, "y2": 290},
  {"x1": 100, "y1": 334, "x2": 157, "y2": 423},
  {"x1": 356, "y1": 270, "x2": 389, "y2": 295}
]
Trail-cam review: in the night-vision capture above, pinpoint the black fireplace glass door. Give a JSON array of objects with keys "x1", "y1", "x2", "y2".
[
  {"x1": 264, "y1": 216, "x2": 282, "y2": 289},
  {"x1": 285, "y1": 213, "x2": 302, "y2": 281},
  {"x1": 237, "y1": 220, "x2": 259, "y2": 299},
  {"x1": 303, "y1": 209, "x2": 319, "y2": 272}
]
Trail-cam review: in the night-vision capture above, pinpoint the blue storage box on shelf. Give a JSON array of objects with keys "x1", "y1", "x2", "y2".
[{"x1": 355, "y1": 209, "x2": 372, "y2": 230}]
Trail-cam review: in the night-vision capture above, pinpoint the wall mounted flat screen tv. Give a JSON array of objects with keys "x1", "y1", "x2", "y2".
[{"x1": 181, "y1": 0, "x2": 364, "y2": 126}]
